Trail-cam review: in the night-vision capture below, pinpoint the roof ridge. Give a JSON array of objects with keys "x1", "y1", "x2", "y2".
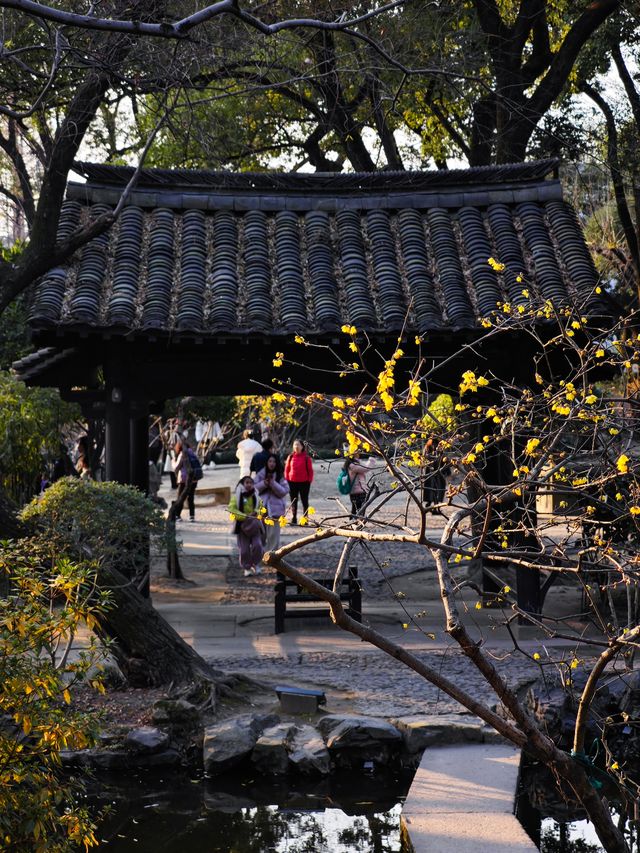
[{"x1": 73, "y1": 159, "x2": 559, "y2": 193}]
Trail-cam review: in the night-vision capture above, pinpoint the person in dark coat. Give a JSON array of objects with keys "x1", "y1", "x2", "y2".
[{"x1": 250, "y1": 438, "x2": 278, "y2": 477}]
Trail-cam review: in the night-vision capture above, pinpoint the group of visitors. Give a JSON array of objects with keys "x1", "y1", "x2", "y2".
[{"x1": 231, "y1": 434, "x2": 315, "y2": 575}]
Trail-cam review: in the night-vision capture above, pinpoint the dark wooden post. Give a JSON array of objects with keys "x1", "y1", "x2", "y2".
[
  {"x1": 275, "y1": 572, "x2": 286, "y2": 634},
  {"x1": 348, "y1": 565, "x2": 362, "y2": 623},
  {"x1": 130, "y1": 402, "x2": 149, "y2": 494},
  {"x1": 480, "y1": 435, "x2": 541, "y2": 619},
  {"x1": 105, "y1": 353, "x2": 131, "y2": 485}
]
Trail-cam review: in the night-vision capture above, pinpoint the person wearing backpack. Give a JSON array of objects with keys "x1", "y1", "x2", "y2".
[
  {"x1": 340, "y1": 452, "x2": 372, "y2": 517},
  {"x1": 173, "y1": 440, "x2": 197, "y2": 522}
]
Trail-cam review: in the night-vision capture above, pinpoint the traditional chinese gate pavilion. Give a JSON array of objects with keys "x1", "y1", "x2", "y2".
[{"x1": 15, "y1": 158, "x2": 603, "y2": 498}]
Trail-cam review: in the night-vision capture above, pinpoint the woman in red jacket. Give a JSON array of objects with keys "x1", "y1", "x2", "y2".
[{"x1": 284, "y1": 439, "x2": 314, "y2": 524}]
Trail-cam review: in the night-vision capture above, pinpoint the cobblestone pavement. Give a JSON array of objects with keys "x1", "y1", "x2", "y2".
[{"x1": 208, "y1": 647, "x2": 538, "y2": 718}]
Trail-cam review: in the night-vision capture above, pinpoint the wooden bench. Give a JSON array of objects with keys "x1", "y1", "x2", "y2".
[
  {"x1": 195, "y1": 485, "x2": 231, "y2": 506},
  {"x1": 274, "y1": 565, "x2": 362, "y2": 634}
]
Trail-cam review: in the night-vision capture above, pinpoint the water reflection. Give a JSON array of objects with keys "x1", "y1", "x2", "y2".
[{"x1": 91, "y1": 769, "x2": 412, "y2": 852}]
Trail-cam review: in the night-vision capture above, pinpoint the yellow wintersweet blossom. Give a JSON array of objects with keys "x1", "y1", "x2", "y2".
[
  {"x1": 299, "y1": 517, "x2": 308, "y2": 526},
  {"x1": 341, "y1": 324, "x2": 357, "y2": 335},
  {"x1": 459, "y1": 370, "x2": 490, "y2": 395},
  {"x1": 609, "y1": 427, "x2": 619, "y2": 435},
  {"x1": 407, "y1": 379, "x2": 421, "y2": 406},
  {"x1": 272, "y1": 352, "x2": 284, "y2": 367},
  {"x1": 415, "y1": 336, "x2": 422, "y2": 345},
  {"x1": 349, "y1": 342, "x2": 358, "y2": 352},
  {"x1": 487, "y1": 257, "x2": 505, "y2": 272},
  {"x1": 272, "y1": 392, "x2": 287, "y2": 402},
  {"x1": 570, "y1": 658, "x2": 579, "y2": 670},
  {"x1": 617, "y1": 454, "x2": 630, "y2": 474},
  {"x1": 474, "y1": 443, "x2": 484, "y2": 453},
  {"x1": 630, "y1": 506, "x2": 640, "y2": 516},
  {"x1": 525, "y1": 438, "x2": 540, "y2": 455},
  {"x1": 585, "y1": 394, "x2": 597, "y2": 405},
  {"x1": 307, "y1": 507, "x2": 316, "y2": 515},
  {"x1": 294, "y1": 335, "x2": 306, "y2": 344},
  {"x1": 475, "y1": 601, "x2": 482, "y2": 610},
  {"x1": 596, "y1": 348, "x2": 605, "y2": 358},
  {"x1": 611, "y1": 761, "x2": 620, "y2": 771},
  {"x1": 462, "y1": 452, "x2": 477, "y2": 464},
  {"x1": 264, "y1": 518, "x2": 275, "y2": 526},
  {"x1": 352, "y1": 363, "x2": 360, "y2": 370},
  {"x1": 278, "y1": 516, "x2": 288, "y2": 527},
  {"x1": 332, "y1": 396, "x2": 345, "y2": 409},
  {"x1": 533, "y1": 652, "x2": 541, "y2": 661},
  {"x1": 392, "y1": 349, "x2": 404, "y2": 360}
]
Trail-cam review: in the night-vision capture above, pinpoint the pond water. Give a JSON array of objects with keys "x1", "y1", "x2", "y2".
[
  {"x1": 517, "y1": 759, "x2": 639, "y2": 853},
  {"x1": 90, "y1": 768, "x2": 413, "y2": 852}
]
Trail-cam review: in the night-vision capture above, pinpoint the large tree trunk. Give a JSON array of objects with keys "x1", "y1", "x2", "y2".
[{"x1": 95, "y1": 563, "x2": 220, "y2": 687}]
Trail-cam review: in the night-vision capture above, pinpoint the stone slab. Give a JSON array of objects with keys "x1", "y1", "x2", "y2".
[
  {"x1": 401, "y1": 813, "x2": 538, "y2": 853},
  {"x1": 402, "y1": 744, "x2": 537, "y2": 852},
  {"x1": 403, "y1": 744, "x2": 521, "y2": 815}
]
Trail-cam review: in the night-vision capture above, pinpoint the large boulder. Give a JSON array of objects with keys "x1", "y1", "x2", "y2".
[
  {"x1": 203, "y1": 714, "x2": 279, "y2": 775},
  {"x1": 317, "y1": 715, "x2": 402, "y2": 750},
  {"x1": 125, "y1": 726, "x2": 170, "y2": 755},
  {"x1": 252, "y1": 723, "x2": 297, "y2": 775},
  {"x1": 288, "y1": 725, "x2": 330, "y2": 776}
]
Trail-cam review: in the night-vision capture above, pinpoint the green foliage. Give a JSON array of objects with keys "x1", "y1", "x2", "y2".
[
  {"x1": 0, "y1": 371, "x2": 80, "y2": 505},
  {"x1": 20, "y1": 478, "x2": 166, "y2": 581},
  {"x1": 424, "y1": 394, "x2": 456, "y2": 434},
  {"x1": 0, "y1": 544, "x2": 109, "y2": 851},
  {"x1": 0, "y1": 292, "x2": 33, "y2": 370},
  {"x1": 164, "y1": 395, "x2": 236, "y2": 425}
]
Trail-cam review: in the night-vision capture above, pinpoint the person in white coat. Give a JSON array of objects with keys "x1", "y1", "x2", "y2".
[{"x1": 236, "y1": 430, "x2": 262, "y2": 478}]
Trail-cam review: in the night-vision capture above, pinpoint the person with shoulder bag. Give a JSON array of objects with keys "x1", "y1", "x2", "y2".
[{"x1": 228, "y1": 476, "x2": 265, "y2": 576}]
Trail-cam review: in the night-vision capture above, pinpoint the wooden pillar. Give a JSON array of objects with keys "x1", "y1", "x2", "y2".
[
  {"x1": 105, "y1": 353, "x2": 131, "y2": 484},
  {"x1": 477, "y1": 426, "x2": 541, "y2": 619},
  {"x1": 130, "y1": 402, "x2": 149, "y2": 494}
]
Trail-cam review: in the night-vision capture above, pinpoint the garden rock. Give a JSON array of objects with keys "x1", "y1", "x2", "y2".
[
  {"x1": 391, "y1": 714, "x2": 486, "y2": 752},
  {"x1": 203, "y1": 713, "x2": 279, "y2": 775},
  {"x1": 318, "y1": 715, "x2": 402, "y2": 750},
  {"x1": 125, "y1": 726, "x2": 170, "y2": 754},
  {"x1": 288, "y1": 725, "x2": 330, "y2": 776},
  {"x1": 152, "y1": 698, "x2": 201, "y2": 730},
  {"x1": 252, "y1": 723, "x2": 297, "y2": 775}
]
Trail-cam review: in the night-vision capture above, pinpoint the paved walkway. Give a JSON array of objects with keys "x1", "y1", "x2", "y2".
[{"x1": 148, "y1": 462, "x2": 600, "y2": 719}]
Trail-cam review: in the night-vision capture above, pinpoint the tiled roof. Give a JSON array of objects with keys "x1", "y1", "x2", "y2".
[{"x1": 30, "y1": 160, "x2": 602, "y2": 338}]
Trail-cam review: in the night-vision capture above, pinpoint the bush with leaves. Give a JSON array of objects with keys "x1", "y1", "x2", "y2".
[
  {"x1": 0, "y1": 544, "x2": 110, "y2": 851},
  {"x1": 0, "y1": 371, "x2": 79, "y2": 505},
  {"x1": 21, "y1": 478, "x2": 167, "y2": 588}
]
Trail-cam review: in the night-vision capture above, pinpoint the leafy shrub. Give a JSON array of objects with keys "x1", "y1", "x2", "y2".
[
  {"x1": 0, "y1": 545, "x2": 109, "y2": 851},
  {"x1": 0, "y1": 371, "x2": 79, "y2": 504},
  {"x1": 20, "y1": 478, "x2": 167, "y2": 583}
]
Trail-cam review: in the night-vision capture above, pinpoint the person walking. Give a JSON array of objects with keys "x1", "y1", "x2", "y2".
[
  {"x1": 236, "y1": 429, "x2": 262, "y2": 478},
  {"x1": 173, "y1": 440, "x2": 196, "y2": 522},
  {"x1": 254, "y1": 454, "x2": 289, "y2": 552},
  {"x1": 228, "y1": 476, "x2": 265, "y2": 576},
  {"x1": 284, "y1": 439, "x2": 313, "y2": 525}
]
